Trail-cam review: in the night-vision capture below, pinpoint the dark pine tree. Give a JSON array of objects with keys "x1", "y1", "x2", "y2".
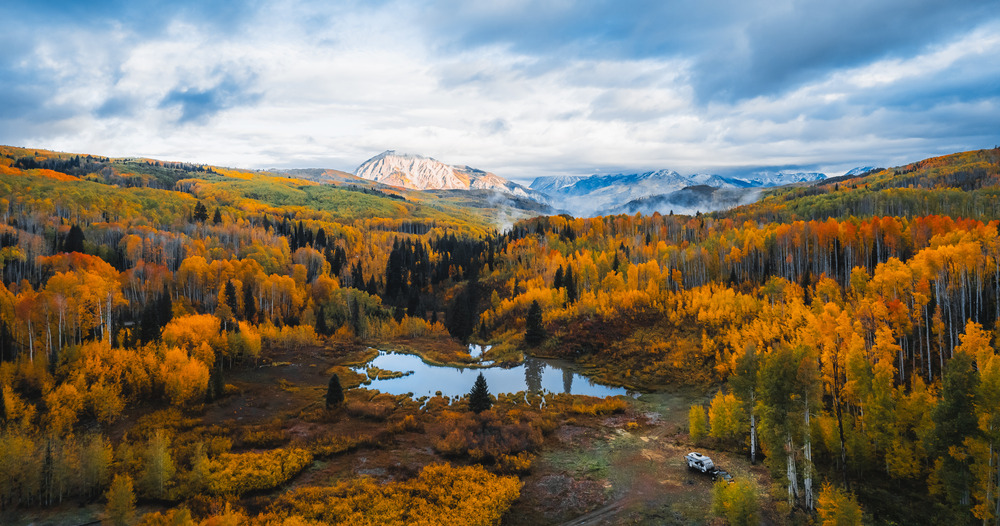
[
  {"x1": 212, "y1": 208, "x2": 222, "y2": 224},
  {"x1": 193, "y1": 201, "x2": 209, "y2": 222},
  {"x1": 553, "y1": 266, "x2": 564, "y2": 289},
  {"x1": 468, "y1": 372, "x2": 492, "y2": 413},
  {"x1": 326, "y1": 374, "x2": 345, "y2": 408},
  {"x1": 564, "y1": 266, "x2": 577, "y2": 304},
  {"x1": 365, "y1": 276, "x2": 379, "y2": 296},
  {"x1": 525, "y1": 300, "x2": 545, "y2": 347},
  {"x1": 315, "y1": 305, "x2": 330, "y2": 336},
  {"x1": 157, "y1": 290, "x2": 173, "y2": 328},
  {"x1": 63, "y1": 224, "x2": 86, "y2": 253},
  {"x1": 243, "y1": 279, "x2": 257, "y2": 323},
  {"x1": 351, "y1": 262, "x2": 365, "y2": 289},
  {"x1": 315, "y1": 228, "x2": 327, "y2": 249},
  {"x1": 446, "y1": 284, "x2": 477, "y2": 342},
  {"x1": 224, "y1": 280, "x2": 239, "y2": 320},
  {"x1": 139, "y1": 301, "x2": 161, "y2": 346}
]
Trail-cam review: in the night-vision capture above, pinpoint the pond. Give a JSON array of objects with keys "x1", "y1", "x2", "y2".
[{"x1": 353, "y1": 351, "x2": 630, "y2": 399}]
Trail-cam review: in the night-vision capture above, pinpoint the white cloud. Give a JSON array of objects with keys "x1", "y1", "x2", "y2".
[{"x1": 8, "y1": 2, "x2": 1000, "y2": 182}]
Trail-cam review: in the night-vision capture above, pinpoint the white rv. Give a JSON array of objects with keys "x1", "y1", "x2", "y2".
[{"x1": 685, "y1": 452, "x2": 715, "y2": 473}]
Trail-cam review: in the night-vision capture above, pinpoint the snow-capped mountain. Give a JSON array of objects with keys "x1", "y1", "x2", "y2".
[
  {"x1": 527, "y1": 175, "x2": 587, "y2": 195},
  {"x1": 741, "y1": 171, "x2": 827, "y2": 187},
  {"x1": 530, "y1": 169, "x2": 826, "y2": 216},
  {"x1": 354, "y1": 151, "x2": 540, "y2": 200},
  {"x1": 843, "y1": 166, "x2": 879, "y2": 177}
]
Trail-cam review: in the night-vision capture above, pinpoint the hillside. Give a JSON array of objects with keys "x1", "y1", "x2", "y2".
[{"x1": 1, "y1": 145, "x2": 1000, "y2": 525}]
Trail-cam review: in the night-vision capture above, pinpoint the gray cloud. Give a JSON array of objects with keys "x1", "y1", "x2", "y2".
[
  {"x1": 159, "y1": 75, "x2": 263, "y2": 124},
  {"x1": 0, "y1": 0, "x2": 996, "y2": 182}
]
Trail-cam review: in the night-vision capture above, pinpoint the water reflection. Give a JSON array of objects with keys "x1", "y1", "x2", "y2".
[
  {"x1": 524, "y1": 357, "x2": 543, "y2": 393},
  {"x1": 353, "y1": 352, "x2": 628, "y2": 399}
]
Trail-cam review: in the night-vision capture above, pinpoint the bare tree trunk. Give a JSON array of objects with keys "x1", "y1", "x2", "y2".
[
  {"x1": 787, "y1": 432, "x2": 799, "y2": 507},
  {"x1": 750, "y1": 391, "x2": 757, "y2": 465},
  {"x1": 804, "y1": 393, "x2": 814, "y2": 510}
]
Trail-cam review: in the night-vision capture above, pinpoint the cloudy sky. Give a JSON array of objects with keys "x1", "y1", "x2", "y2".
[{"x1": 1, "y1": 0, "x2": 998, "y2": 183}]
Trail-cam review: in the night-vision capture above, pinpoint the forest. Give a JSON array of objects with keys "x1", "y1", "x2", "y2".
[{"x1": 1, "y1": 144, "x2": 1000, "y2": 525}]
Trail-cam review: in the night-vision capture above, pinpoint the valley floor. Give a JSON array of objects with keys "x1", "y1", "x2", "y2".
[{"x1": 4, "y1": 340, "x2": 774, "y2": 526}]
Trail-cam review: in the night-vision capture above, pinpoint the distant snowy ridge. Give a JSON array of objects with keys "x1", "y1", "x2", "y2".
[
  {"x1": 741, "y1": 171, "x2": 827, "y2": 187},
  {"x1": 843, "y1": 166, "x2": 879, "y2": 176},
  {"x1": 355, "y1": 150, "x2": 540, "y2": 199},
  {"x1": 529, "y1": 169, "x2": 826, "y2": 216}
]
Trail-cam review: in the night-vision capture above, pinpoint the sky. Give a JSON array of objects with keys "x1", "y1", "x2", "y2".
[{"x1": 1, "y1": 0, "x2": 998, "y2": 184}]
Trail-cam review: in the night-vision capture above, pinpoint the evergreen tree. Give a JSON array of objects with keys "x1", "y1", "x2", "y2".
[
  {"x1": 243, "y1": 279, "x2": 257, "y2": 323},
  {"x1": 316, "y1": 305, "x2": 329, "y2": 336},
  {"x1": 385, "y1": 243, "x2": 405, "y2": 300},
  {"x1": 157, "y1": 289, "x2": 173, "y2": 327},
  {"x1": 331, "y1": 246, "x2": 348, "y2": 277},
  {"x1": 63, "y1": 224, "x2": 86, "y2": 253},
  {"x1": 193, "y1": 201, "x2": 208, "y2": 222},
  {"x1": 351, "y1": 262, "x2": 365, "y2": 288},
  {"x1": 564, "y1": 266, "x2": 577, "y2": 303},
  {"x1": 315, "y1": 227, "x2": 327, "y2": 249},
  {"x1": 326, "y1": 374, "x2": 345, "y2": 408},
  {"x1": 224, "y1": 280, "x2": 239, "y2": 320},
  {"x1": 212, "y1": 208, "x2": 222, "y2": 224},
  {"x1": 139, "y1": 301, "x2": 160, "y2": 346},
  {"x1": 553, "y1": 266, "x2": 564, "y2": 289},
  {"x1": 468, "y1": 372, "x2": 492, "y2": 413},
  {"x1": 446, "y1": 284, "x2": 477, "y2": 342},
  {"x1": 525, "y1": 300, "x2": 545, "y2": 347}
]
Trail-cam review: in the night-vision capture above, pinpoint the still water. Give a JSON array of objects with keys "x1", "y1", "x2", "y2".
[{"x1": 354, "y1": 351, "x2": 629, "y2": 399}]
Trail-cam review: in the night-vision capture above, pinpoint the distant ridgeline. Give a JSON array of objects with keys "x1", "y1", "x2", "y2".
[
  {"x1": 342, "y1": 184, "x2": 406, "y2": 201},
  {"x1": 723, "y1": 148, "x2": 1000, "y2": 223}
]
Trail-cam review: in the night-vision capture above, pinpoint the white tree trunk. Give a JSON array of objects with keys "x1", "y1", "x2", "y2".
[
  {"x1": 804, "y1": 395, "x2": 813, "y2": 510},
  {"x1": 750, "y1": 391, "x2": 757, "y2": 464},
  {"x1": 787, "y1": 432, "x2": 799, "y2": 507}
]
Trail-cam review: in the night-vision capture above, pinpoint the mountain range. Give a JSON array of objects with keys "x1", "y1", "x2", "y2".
[
  {"x1": 353, "y1": 150, "x2": 842, "y2": 217},
  {"x1": 528, "y1": 169, "x2": 826, "y2": 216}
]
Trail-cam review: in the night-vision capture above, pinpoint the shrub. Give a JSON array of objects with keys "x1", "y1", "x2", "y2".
[
  {"x1": 816, "y1": 482, "x2": 864, "y2": 525},
  {"x1": 711, "y1": 479, "x2": 758, "y2": 526},
  {"x1": 266, "y1": 463, "x2": 521, "y2": 526},
  {"x1": 345, "y1": 399, "x2": 394, "y2": 421},
  {"x1": 434, "y1": 411, "x2": 543, "y2": 463},
  {"x1": 569, "y1": 396, "x2": 628, "y2": 416},
  {"x1": 387, "y1": 414, "x2": 422, "y2": 433},
  {"x1": 207, "y1": 448, "x2": 313, "y2": 496}
]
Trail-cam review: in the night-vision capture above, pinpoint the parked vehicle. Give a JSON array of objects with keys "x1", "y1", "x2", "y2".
[
  {"x1": 685, "y1": 452, "x2": 715, "y2": 473},
  {"x1": 713, "y1": 469, "x2": 734, "y2": 484}
]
